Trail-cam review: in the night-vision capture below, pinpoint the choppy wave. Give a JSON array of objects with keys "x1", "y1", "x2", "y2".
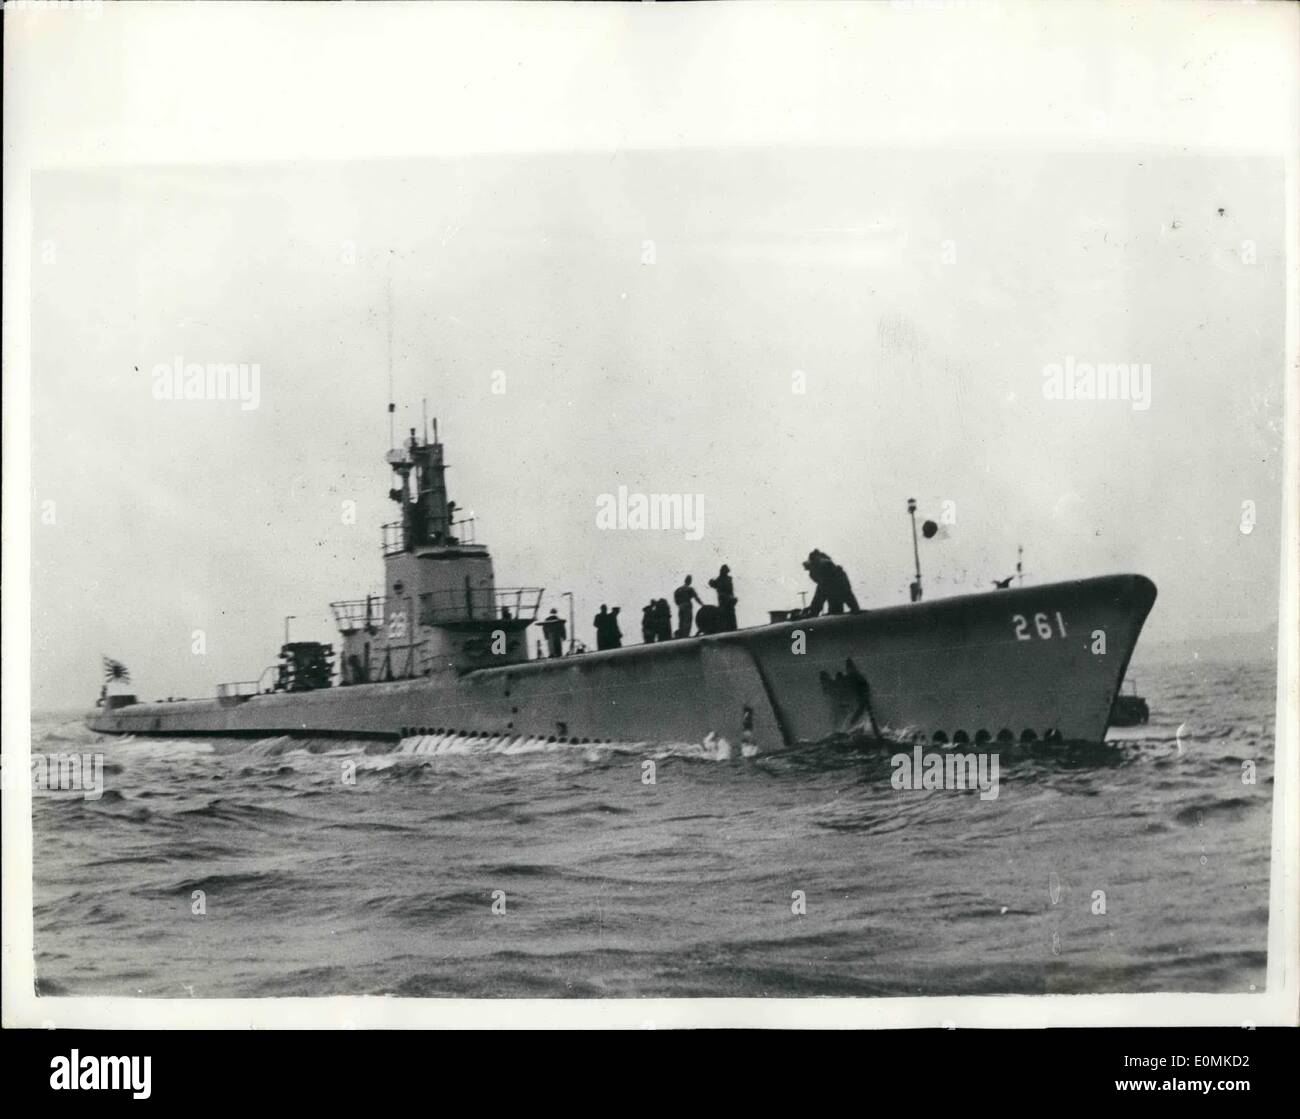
[{"x1": 29, "y1": 657, "x2": 1277, "y2": 998}]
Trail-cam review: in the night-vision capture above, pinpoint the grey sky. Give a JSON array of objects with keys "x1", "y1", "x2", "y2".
[{"x1": 29, "y1": 147, "x2": 1285, "y2": 709}]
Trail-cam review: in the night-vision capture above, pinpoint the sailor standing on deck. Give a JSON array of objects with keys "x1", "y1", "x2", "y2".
[
  {"x1": 542, "y1": 609, "x2": 567, "y2": 658},
  {"x1": 654, "y1": 598, "x2": 673, "y2": 642},
  {"x1": 594, "y1": 605, "x2": 614, "y2": 651},
  {"x1": 709, "y1": 565, "x2": 738, "y2": 631},
  {"x1": 673, "y1": 575, "x2": 703, "y2": 638},
  {"x1": 641, "y1": 602, "x2": 657, "y2": 644}
]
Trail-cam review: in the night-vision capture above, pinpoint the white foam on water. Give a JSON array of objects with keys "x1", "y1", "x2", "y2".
[
  {"x1": 391, "y1": 730, "x2": 742, "y2": 763},
  {"x1": 94, "y1": 735, "x2": 216, "y2": 760},
  {"x1": 398, "y1": 731, "x2": 623, "y2": 757}
]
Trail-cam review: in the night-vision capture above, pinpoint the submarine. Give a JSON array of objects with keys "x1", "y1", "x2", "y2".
[{"x1": 87, "y1": 420, "x2": 1157, "y2": 749}]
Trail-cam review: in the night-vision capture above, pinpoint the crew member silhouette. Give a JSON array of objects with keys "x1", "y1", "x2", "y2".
[
  {"x1": 802, "y1": 549, "x2": 861, "y2": 616},
  {"x1": 594, "y1": 605, "x2": 615, "y2": 651},
  {"x1": 673, "y1": 575, "x2": 703, "y2": 638},
  {"x1": 541, "y1": 608, "x2": 567, "y2": 658},
  {"x1": 641, "y1": 601, "x2": 657, "y2": 644},
  {"x1": 708, "y1": 565, "x2": 738, "y2": 631},
  {"x1": 654, "y1": 598, "x2": 673, "y2": 642}
]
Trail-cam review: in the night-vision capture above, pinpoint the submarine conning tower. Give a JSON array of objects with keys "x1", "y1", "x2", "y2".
[{"x1": 329, "y1": 423, "x2": 542, "y2": 682}]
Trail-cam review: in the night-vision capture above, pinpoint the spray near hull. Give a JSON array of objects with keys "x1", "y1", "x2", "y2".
[{"x1": 87, "y1": 574, "x2": 1156, "y2": 748}]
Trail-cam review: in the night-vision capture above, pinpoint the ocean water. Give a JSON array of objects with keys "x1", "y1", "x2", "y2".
[{"x1": 29, "y1": 657, "x2": 1275, "y2": 998}]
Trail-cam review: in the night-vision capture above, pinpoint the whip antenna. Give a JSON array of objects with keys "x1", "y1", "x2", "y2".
[{"x1": 386, "y1": 269, "x2": 395, "y2": 450}]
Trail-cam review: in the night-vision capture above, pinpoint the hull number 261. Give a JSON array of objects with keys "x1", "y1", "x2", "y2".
[{"x1": 1013, "y1": 612, "x2": 1067, "y2": 640}]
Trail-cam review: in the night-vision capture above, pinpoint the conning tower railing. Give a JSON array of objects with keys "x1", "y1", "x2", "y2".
[
  {"x1": 381, "y1": 516, "x2": 479, "y2": 556},
  {"x1": 330, "y1": 598, "x2": 385, "y2": 635},
  {"x1": 331, "y1": 588, "x2": 542, "y2": 631},
  {"x1": 419, "y1": 587, "x2": 543, "y2": 626}
]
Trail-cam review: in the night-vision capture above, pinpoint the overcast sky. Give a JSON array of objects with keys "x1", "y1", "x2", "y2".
[{"x1": 9, "y1": 2, "x2": 1295, "y2": 710}]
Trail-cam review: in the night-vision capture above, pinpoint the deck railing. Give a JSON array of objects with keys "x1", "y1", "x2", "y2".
[{"x1": 419, "y1": 587, "x2": 543, "y2": 626}]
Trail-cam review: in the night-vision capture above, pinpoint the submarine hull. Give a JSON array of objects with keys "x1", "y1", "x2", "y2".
[{"x1": 86, "y1": 574, "x2": 1157, "y2": 749}]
